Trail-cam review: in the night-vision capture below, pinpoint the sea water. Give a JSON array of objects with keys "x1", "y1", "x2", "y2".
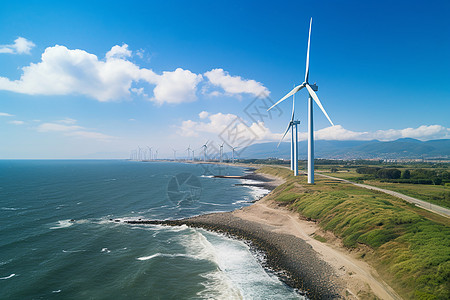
[{"x1": 0, "y1": 160, "x2": 302, "y2": 299}]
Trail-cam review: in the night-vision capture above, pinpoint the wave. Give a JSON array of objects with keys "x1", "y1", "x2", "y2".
[
  {"x1": 0, "y1": 273, "x2": 16, "y2": 280},
  {"x1": 137, "y1": 253, "x2": 198, "y2": 261},
  {"x1": 101, "y1": 248, "x2": 111, "y2": 253},
  {"x1": 50, "y1": 220, "x2": 74, "y2": 229},
  {"x1": 62, "y1": 249, "x2": 86, "y2": 253}
]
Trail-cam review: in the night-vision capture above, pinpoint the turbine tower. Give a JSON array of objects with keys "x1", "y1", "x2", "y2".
[
  {"x1": 219, "y1": 142, "x2": 224, "y2": 163},
  {"x1": 277, "y1": 88, "x2": 300, "y2": 175},
  {"x1": 202, "y1": 141, "x2": 208, "y2": 162},
  {"x1": 268, "y1": 18, "x2": 334, "y2": 183},
  {"x1": 172, "y1": 148, "x2": 177, "y2": 160},
  {"x1": 186, "y1": 145, "x2": 191, "y2": 161},
  {"x1": 230, "y1": 146, "x2": 238, "y2": 164},
  {"x1": 147, "y1": 146, "x2": 152, "y2": 161}
]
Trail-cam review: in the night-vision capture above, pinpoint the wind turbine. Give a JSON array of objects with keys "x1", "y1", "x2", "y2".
[
  {"x1": 172, "y1": 148, "x2": 177, "y2": 160},
  {"x1": 219, "y1": 142, "x2": 224, "y2": 163},
  {"x1": 230, "y1": 146, "x2": 238, "y2": 164},
  {"x1": 147, "y1": 146, "x2": 152, "y2": 161},
  {"x1": 201, "y1": 141, "x2": 208, "y2": 162},
  {"x1": 277, "y1": 90, "x2": 300, "y2": 176},
  {"x1": 268, "y1": 18, "x2": 334, "y2": 184},
  {"x1": 186, "y1": 145, "x2": 191, "y2": 161}
]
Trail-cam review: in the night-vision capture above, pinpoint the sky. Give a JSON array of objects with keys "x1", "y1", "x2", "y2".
[{"x1": 0, "y1": 0, "x2": 449, "y2": 159}]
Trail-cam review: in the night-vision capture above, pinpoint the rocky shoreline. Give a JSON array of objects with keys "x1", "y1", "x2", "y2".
[
  {"x1": 125, "y1": 169, "x2": 344, "y2": 299},
  {"x1": 126, "y1": 213, "x2": 343, "y2": 299}
]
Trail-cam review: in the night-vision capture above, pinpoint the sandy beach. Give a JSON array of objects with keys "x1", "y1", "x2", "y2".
[{"x1": 127, "y1": 170, "x2": 401, "y2": 299}]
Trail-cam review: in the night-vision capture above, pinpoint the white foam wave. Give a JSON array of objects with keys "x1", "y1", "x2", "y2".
[
  {"x1": 0, "y1": 274, "x2": 16, "y2": 280},
  {"x1": 101, "y1": 248, "x2": 111, "y2": 253},
  {"x1": 198, "y1": 230, "x2": 303, "y2": 299},
  {"x1": 52, "y1": 290, "x2": 61, "y2": 293},
  {"x1": 50, "y1": 220, "x2": 74, "y2": 229},
  {"x1": 62, "y1": 250, "x2": 86, "y2": 253},
  {"x1": 137, "y1": 253, "x2": 197, "y2": 261},
  {"x1": 1, "y1": 207, "x2": 19, "y2": 211}
]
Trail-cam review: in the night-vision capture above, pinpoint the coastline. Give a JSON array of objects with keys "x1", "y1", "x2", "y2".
[{"x1": 127, "y1": 165, "x2": 401, "y2": 299}]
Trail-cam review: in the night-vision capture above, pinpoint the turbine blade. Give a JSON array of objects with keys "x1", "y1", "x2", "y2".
[
  {"x1": 305, "y1": 18, "x2": 312, "y2": 83},
  {"x1": 305, "y1": 84, "x2": 334, "y2": 126},
  {"x1": 278, "y1": 122, "x2": 292, "y2": 148},
  {"x1": 267, "y1": 85, "x2": 304, "y2": 111}
]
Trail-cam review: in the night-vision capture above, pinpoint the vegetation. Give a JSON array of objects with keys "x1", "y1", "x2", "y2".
[
  {"x1": 258, "y1": 166, "x2": 450, "y2": 299},
  {"x1": 314, "y1": 162, "x2": 450, "y2": 208}
]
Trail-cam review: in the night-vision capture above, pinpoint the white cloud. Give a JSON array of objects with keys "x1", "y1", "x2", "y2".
[
  {"x1": 0, "y1": 37, "x2": 35, "y2": 54},
  {"x1": 9, "y1": 120, "x2": 24, "y2": 125},
  {"x1": 178, "y1": 111, "x2": 280, "y2": 141},
  {"x1": 56, "y1": 118, "x2": 77, "y2": 125},
  {"x1": 37, "y1": 123, "x2": 83, "y2": 132},
  {"x1": 0, "y1": 112, "x2": 14, "y2": 117},
  {"x1": 143, "y1": 68, "x2": 203, "y2": 105},
  {"x1": 105, "y1": 44, "x2": 132, "y2": 60},
  {"x1": 204, "y1": 68, "x2": 269, "y2": 97},
  {"x1": 199, "y1": 111, "x2": 209, "y2": 119},
  {"x1": 295, "y1": 124, "x2": 450, "y2": 141},
  {"x1": 0, "y1": 44, "x2": 206, "y2": 104},
  {"x1": 37, "y1": 120, "x2": 114, "y2": 141}
]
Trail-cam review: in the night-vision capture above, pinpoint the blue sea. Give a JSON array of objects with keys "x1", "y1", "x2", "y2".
[{"x1": 0, "y1": 160, "x2": 302, "y2": 299}]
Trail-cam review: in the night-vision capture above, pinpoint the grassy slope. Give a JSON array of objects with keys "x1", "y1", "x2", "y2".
[
  {"x1": 257, "y1": 166, "x2": 450, "y2": 300},
  {"x1": 317, "y1": 170, "x2": 450, "y2": 209}
]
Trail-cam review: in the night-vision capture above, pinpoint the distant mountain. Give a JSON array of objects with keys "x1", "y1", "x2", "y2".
[{"x1": 238, "y1": 138, "x2": 450, "y2": 160}]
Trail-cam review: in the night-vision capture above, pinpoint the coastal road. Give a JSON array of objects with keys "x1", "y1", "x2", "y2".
[{"x1": 317, "y1": 173, "x2": 450, "y2": 218}]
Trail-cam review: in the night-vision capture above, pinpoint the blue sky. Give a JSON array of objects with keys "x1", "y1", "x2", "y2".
[{"x1": 0, "y1": 0, "x2": 449, "y2": 159}]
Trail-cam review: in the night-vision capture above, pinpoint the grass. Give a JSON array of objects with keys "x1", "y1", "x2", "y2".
[
  {"x1": 260, "y1": 166, "x2": 450, "y2": 300},
  {"x1": 317, "y1": 169, "x2": 450, "y2": 209}
]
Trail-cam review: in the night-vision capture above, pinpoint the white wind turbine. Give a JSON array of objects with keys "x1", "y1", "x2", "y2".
[
  {"x1": 202, "y1": 141, "x2": 208, "y2": 162},
  {"x1": 147, "y1": 146, "x2": 152, "y2": 161},
  {"x1": 172, "y1": 148, "x2": 177, "y2": 160},
  {"x1": 219, "y1": 142, "x2": 224, "y2": 163},
  {"x1": 277, "y1": 91, "x2": 300, "y2": 176},
  {"x1": 186, "y1": 145, "x2": 191, "y2": 161},
  {"x1": 268, "y1": 18, "x2": 334, "y2": 184},
  {"x1": 230, "y1": 146, "x2": 238, "y2": 164}
]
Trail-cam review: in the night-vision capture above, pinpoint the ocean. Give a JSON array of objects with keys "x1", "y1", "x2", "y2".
[{"x1": 0, "y1": 160, "x2": 302, "y2": 299}]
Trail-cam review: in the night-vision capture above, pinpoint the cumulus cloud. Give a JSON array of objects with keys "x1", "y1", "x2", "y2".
[
  {"x1": 37, "y1": 119, "x2": 114, "y2": 141},
  {"x1": 178, "y1": 111, "x2": 280, "y2": 141},
  {"x1": 143, "y1": 68, "x2": 203, "y2": 104},
  {"x1": 0, "y1": 112, "x2": 14, "y2": 117},
  {"x1": 0, "y1": 37, "x2": 35, "y2": 54},
  {"x1": 204, "y1": 68, "x2": 269, "y2": 97},
  {"x1": 179, "y1": 112, "x2": 449, "y2": 143},
  {"x1": 199, "y1": 111, "x2": 209, "y2": 119},
  {"x1": 296, "y1": 124, "x2": 450, "y2": 141},
  {"x1": 0, "y1": 44, "x2": 203, "y2": 104}
]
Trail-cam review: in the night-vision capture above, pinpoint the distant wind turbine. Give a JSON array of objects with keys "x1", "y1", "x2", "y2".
[
  {"x1": 172, "y1": 148, "x2": 177, "y2": 160},
  {"x1": 202, "y1": 141, "x2": 208, "y2": 162},
  {"x1": 219, "y1": 142, "x2": 224, "y2": 163},
  {"x1": 147, "y1": 146, "x2": 152, "y2": 161},
  {"x1": 268, "y1": 18, "x2": 334, "y2": 184},
  {"x1": 230, "y1": 146, "x2": 238, "y2": 164},
  {"x1": 186, "y1": 145, "x2": 191, "y2": 161}
]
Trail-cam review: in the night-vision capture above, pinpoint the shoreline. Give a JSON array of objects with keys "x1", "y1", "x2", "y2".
[{"x1": 126, "y1": 165, "x2": 401, "y2": 299}]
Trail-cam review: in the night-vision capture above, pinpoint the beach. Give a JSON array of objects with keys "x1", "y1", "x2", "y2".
[{"x1": 127, "y1": 169, "x2": 401, "y2": 299}]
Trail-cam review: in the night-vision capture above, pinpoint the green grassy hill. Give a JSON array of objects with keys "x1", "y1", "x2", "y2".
[{"x1": 257, "y1": 166, "x2": 450, "y2": 299}]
